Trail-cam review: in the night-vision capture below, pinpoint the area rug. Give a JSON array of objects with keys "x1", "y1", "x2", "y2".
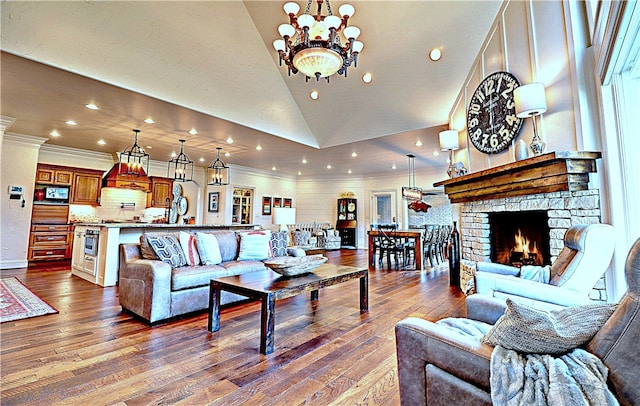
[{"x1": 0, "y1": 277, "x2": 58, "y2": 323}]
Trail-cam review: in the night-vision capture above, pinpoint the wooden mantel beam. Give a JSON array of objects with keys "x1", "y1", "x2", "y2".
[{"x1": 433, "y1": 151, "x2": 602, "y2": 203}]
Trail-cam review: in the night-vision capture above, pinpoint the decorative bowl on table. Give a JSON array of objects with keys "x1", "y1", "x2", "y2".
[{"x1": 263, "y1": 255, "x2": 328, "y2": 277}]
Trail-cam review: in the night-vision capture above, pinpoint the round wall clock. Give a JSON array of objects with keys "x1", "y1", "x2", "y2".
[{"x1": 467, "y1": 71, "x2": 523, "y2": 154}]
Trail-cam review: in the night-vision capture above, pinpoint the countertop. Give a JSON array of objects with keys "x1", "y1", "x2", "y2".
[{"x1": 73, "y1": 223, "x2": 258, "y2": 229}]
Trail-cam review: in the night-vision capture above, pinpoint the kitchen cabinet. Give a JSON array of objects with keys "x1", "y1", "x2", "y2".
[
  {"x1": 147, "y1": 177, "x2": 173, "y2": 208},
  {"x1": 71, "y1": 169, "x2": 103, "y2": 205},
  {"x1": 71, "y1": 226, "x2": 99, "y2": 282},
  {"x1": 36, "y1": 165, "x2": 73, "y2": 185},
  {"x1": 28, "y1": 224, "x2": 73, "y2": 261},
  {"x1": 232, "y1": 188, "x2": 253, "y2": 224},
  {"x1": 336, "y1": 198, "x2": 357, "y2": 248}
]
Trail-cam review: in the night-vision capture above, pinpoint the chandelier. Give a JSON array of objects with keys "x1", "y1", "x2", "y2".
[
  {"x1": 119, "y1": 129, "x2": 149, "y2": 176},
  {"x1": 167, "y1": 139, "x2": 194, "y2": 182},
  {"x1": 272, "y1": 0, "x2": 363, "y2": 81},
  {"x1": 207, "y1": 147, "x2": 230, "y2": 186},
  {"x1": 402, "y1": 154, "x2": 423, "y2": 201}
]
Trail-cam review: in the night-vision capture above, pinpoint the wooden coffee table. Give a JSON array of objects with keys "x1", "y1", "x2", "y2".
[{"x1": 207, "y1": 263, "x2": 368, "y2": 355}]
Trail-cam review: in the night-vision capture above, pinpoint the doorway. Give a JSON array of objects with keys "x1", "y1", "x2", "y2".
[{"x1": 370, "y1": 190, "x2": 397, "y2": 228}]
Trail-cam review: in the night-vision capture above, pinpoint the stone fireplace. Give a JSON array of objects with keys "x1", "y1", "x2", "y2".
[{"x1": 435, "y1": 151, "x2": 607, "y2": 301}]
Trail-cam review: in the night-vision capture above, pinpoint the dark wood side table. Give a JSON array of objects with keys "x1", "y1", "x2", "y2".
[{"x1": 208, "y1": 264, "x2": 368, "y2": 355}]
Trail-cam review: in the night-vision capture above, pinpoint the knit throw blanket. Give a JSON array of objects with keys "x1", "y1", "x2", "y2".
[{"x1": 490, "y1": 345, "x2": 619, "y2": 405}]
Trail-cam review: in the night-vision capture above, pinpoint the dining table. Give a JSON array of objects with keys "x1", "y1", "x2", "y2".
[{"x1": 367, "y1": 229, "x2": 426, "y2": 271}]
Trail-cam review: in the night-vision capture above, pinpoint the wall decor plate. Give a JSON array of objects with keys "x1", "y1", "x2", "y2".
[
  {"x1": 176, "y1": 196, "x2": 188, "y2": 215},
  {"x1": 169, "y1": 202, "x2": 178, "y2": 224},
  {"x1": 172, "y1": 183, "x2": 182, "y2": 198}
]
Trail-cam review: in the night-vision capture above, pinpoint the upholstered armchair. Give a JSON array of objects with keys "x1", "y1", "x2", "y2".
[
  {"x1": 395, "y1": 237, "x2": 640, "y2": 405},
  {"x1": 475, "y1": 224, "x2": 615, "y2": 309}
]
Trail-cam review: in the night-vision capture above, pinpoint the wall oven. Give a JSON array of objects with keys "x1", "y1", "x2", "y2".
[{"x1": 84, "y1": 229, "x2": 99, "y2": 256}]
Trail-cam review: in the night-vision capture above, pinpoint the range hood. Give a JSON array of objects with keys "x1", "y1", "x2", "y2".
[{"x1": 102, "y1": 163, "x2": 151, "y2": 192}]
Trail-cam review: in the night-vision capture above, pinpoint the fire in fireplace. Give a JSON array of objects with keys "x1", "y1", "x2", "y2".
[{"x1": 489, "y1": 211, "x2": 551, "y2": 267}]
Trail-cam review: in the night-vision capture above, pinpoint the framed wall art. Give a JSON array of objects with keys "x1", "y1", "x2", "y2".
[
  {"x1": 273, "y1": 197, "x2": 282, "y2": 208},
  {"x1": 284, "y1": 198, "x2": 292, "y2": 208},
  {"x1": 208, "y1": 192, "x2": 219, "y2": 213},
  {"x1": 262, "y1": 196, "x2": 272, "y2": 215}
]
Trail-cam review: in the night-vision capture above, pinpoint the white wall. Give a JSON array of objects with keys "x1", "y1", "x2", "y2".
[{"x1": 0, "y1": 133, "x2": 47, "y2": 269}]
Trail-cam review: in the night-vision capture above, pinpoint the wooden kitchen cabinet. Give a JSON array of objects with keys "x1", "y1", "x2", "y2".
[
  {"x1": 36, "y1": 165, "x2": 73, "y2": 185},
  {"x1": 71, "y1": 169, "x2": 103, "y2": 205},
  {"x1": 147, "y1": 177, "x2": 173, "y2": 208},
  {"x1": 28, "y1": 224, "x2": 73, "y2": 261}
]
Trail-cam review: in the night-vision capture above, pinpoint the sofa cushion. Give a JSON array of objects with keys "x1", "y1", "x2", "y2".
[
  {"x1": 481, "y1": 298, "x2": 617, "y2": 354},
  {"x1": 238, "y1": 231, "x2": 272, "y2": 261},
  {"x1": 211, "y1": 230, "x2": 239, "y2": 262},
  {"x1": 270, "y1": 231, "x2": 289, "y2": 257},
  {"x1": 221, "y1": 260, "x2": 267, "y2": 274},
  {"x1": 139, "y1": 234, "x2": 160, "y2": 260},
  {"x1": 171, "y1": 264, "x2": 227, "y2": 291},
  {"x1": 179, "y1": 231, "x2": 201, "y2": 266},
  {"x1": 196, "y1": 232, "x2": 222, "y2": 265},
  {"x1": 146, "y1": 234, "x2": 186, "y2": 268}
]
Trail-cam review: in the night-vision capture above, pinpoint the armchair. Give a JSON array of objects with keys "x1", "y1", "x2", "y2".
[
  {"x1": 395, "y1": 237, "x2": 640, "y2": 405},
  {"x1": 475, "y1": 224, "x2": 615, "y2": 309}
]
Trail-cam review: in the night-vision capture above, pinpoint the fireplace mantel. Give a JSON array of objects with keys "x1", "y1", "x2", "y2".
[{"x1": 434, "y1": 151, "x2": 601, "y2": 203}]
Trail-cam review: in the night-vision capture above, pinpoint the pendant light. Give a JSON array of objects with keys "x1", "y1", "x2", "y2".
[
  {"x1": 167, "y1": 139, "x2": 194, "y2": 182},
  {"x1": 402, "y1": 154, "x2": 422, "y2": 200},
  {"x1": 207, "y1": 147, "x2": 230, "y2": 185},
  {"x1": 119, "y1": 129, "x2": 149, "y2": 176}
]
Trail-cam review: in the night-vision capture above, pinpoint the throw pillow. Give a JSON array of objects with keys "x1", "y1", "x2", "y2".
[
  {"x1": 179, "y1": 231, "x2": 201, "y2": 266},
  {"x1": 270, "y1": 231, "x2": 289, "y2": 257},
  {"x1": 481, "y1": 298, "x2": 617, "y2": 354},
  {"x1": 139, "y1": 234, "x2": 159, "y2": 260},
  {"x1": 238, "y1": 231, "x2": 272, "y2": 261},
  {"x1": 145, "y1": 234, "x2": 187, "y2": 268},
  {"x1": 196, "y1": 232, "x2": 222, "y2": 265},
  {"x1": 292, "y1": 230, "x2": 311, "y2": 247}
]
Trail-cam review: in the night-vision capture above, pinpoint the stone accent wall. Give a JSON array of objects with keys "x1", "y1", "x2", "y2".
[{"x1": 460, "y1": 189, "x2": 607, "y2": 301}]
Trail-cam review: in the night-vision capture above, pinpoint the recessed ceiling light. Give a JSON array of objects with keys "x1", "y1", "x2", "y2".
[
  {"x1": 302, "y1": 158, "x2": 307, "y2": 164},
  {"x1": 362, "y1": 73, "x2": 372, "y2": 83},
  {"x1": 415, "y1": 140, "x2": 423, "y2": 147},
  {"x1": 429, "y1": 48, "x2": 442, "y2": 61},
  {"x1": 189, "y1": 128, "x2": 198, "y2": 135},
  {"x1": 85, "y1": 103, "x2": 99, "y2": 110},
  {"x1": 348, "y1": 169, "x2": 352, "y2": 174},
  {"x1": 226, "y1": 136, "x2": 234, "y2": 144},
  {"x1": 256, "y1": 145, "x2": 262, "y2": 151},
  {"x1": 171, "y1": 152, "x2": 177, "y2": 158},
  {"x1": 225, "y1": 152, "x2": 230, "y2": 157},
  {"x1": 272, "y1": 166, "x2": 277, "y2": 171},
  {"x1": 433, "y1": 150, "x2": 439, "y2": 156},
  {"x1": 310, "y1": 90, "x2": 319, "y2": 100},
  {"x1": 297, "y1": 171, "x2": 302, "y2": 176},
  {"x1": 351, "y1": 152, "x2": 358, "y2": 157},
  {"x1": 50, "y1": 130, "x2": 61, "y2": 137},
  {"x1": 326, "y1": 164, "x2": 332, "y2": 169},
  {"x1": 146, "y1": 145, "x2": 153, "y2": 149},
  {"x1": 144, "y1": 118, "x2": 155, "y2": 124},
  {"x1": 392, "y1": 164, "x2": 397, "y2": 170},
  {"x1": 97, "y1": 139, "x2": 106, "y2": 145},
  {"x1": 65, "y1": 120, "x2": 77, "y2": 126},
  {"x1": 199, "y1": 157, "x2": 205, "y2": 162}
]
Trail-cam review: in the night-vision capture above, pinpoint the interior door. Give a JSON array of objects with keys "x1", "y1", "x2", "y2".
[{"x1": 370, "y1": 190, "x2": 397, "y2": 228}]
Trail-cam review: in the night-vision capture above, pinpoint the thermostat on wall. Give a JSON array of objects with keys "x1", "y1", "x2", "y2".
[{"x1": 8, "y1": 185, "x2": 24, "y2": 195}]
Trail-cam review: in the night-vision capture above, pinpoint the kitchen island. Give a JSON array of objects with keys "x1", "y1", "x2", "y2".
[{"x1": 71, "y1": 223, "x2": 257, "y2": 287}]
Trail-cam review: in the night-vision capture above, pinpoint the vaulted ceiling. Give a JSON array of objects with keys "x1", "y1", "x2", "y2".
[{"x1": 1, "y1": 1, "x2": 502, "y2": 177}]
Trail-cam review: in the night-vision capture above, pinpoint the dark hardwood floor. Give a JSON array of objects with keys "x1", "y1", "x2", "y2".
[{"x1": 1, "y1": 250, "x2": 465, "y2": 405}]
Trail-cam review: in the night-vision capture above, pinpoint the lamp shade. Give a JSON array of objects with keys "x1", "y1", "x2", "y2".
[
  {"x1": 439, "y1": 130, "x2": 459, "y2": 151},
  {"x1": 514, "y1": 83, "x2": 547, "y2": 118},
  {"x1": 273, "y1": 207, "x2": 296, "y2": 226}
]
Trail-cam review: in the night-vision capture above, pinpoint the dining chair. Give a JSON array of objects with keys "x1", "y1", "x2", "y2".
[{"x1": 378, "y1": 225, "x2": 407, "y2": 270}]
